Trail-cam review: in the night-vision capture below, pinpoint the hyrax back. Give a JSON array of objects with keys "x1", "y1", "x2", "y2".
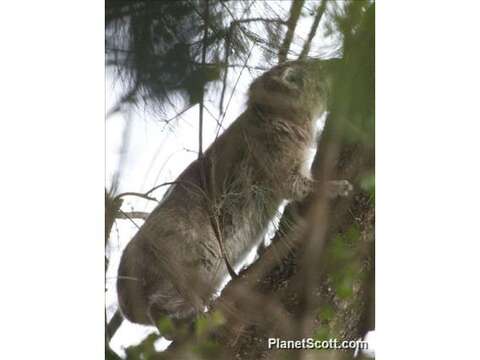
[{"x1": 117, "y1": 59, "x2": 334, "y2": 325}]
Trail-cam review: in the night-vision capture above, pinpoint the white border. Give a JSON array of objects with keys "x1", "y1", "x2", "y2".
[
  {"x1": 1, "y1": 1, "x2": 479, "y2": 359},
  {"x1": 0, "y1": 1, "x2": 104, "y2": 358},
  {"x1": 377, "y1": 1, "x2": 480, "y2": 358}
]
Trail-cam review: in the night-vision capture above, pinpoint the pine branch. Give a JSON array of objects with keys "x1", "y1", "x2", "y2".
[
  {"x1": 106, "y1": 83, "x2": 139, "y2": 119},
  {"x1": 105, "y1": 190, "x2": 124, "y2": 345},
  {"x1": 198, "y1": 0, "x2": 209, "y2": 159},
  {"x1": 299, "y1": 0, "x2": 327, "y2": 59},
  {"x1": 106, "y1": 310, "x2": 123, "y2": 343},
  {"x1": 115, "y1": 211, "x2": 150, "y2": 220},
  {"x1": 278, "y1": 0, "x2": 305, "y2": 63},
  {"x1": 219, "y1": 26, "x2": 232, "y2": 116}
]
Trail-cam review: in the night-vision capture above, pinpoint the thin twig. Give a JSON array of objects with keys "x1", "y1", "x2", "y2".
[
  {"x1": 219, "y1": 25, "x2": 232, "y2": 116},
  {"x1": 232, "y1": 17, "x2": 288, "y2": 25},
  {"x1": 115, "y1": 211, "x2": 150, "y2": 220},
  {"x1": 119, "y1": 209, "x2": 142, "y2": 230},
  {"x1": 162, "y1": 104, "x2": 195, "y2": 124},
  {"x1": 198, "y1": 0, "x2": 209, "y2": 159},
  {"x1": 106, "y1": 83, "x2": 139, "y2": 119},
  {"x1": 114, "y1": 192, "x2": 159, "y2": 203},
  {"x1": 144, "y1": 181, "x2": 181, "y2": 197},
  {"x1": 203, "y1": 104, "x2": 225, "y2": 131},
  {"x1": 299, "y1": 0, "x2": 327, "y2": 59},
  {"x1": 216, "y1": 43, "x2": 255, "y2": 139}
]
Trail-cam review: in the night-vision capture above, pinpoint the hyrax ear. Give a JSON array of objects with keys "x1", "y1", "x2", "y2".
[{"x1": 273, "y1": 66, "x2": 304, "y2": 91}]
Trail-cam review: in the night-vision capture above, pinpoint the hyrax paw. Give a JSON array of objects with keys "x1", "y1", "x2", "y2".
[
  {"x1": 327, "y1": 180, "x2": 354, "y2": 198},
  {"x1": 290, "y1": 176, "x2": 315, "y2": 201}
]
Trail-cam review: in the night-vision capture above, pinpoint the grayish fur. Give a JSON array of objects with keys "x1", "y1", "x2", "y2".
[{"x1": 117, "y1": 59, "x2": 336, "y2": 325}]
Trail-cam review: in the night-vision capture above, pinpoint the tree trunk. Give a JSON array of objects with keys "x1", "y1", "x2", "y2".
[{"x1": 213, "y1": 139, "x2": 375, "y2": 359}]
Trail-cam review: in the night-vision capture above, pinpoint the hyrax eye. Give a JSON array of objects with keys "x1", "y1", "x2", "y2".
[{"x1": 285, "y1": 70, "x2": 304, "y2": 87}]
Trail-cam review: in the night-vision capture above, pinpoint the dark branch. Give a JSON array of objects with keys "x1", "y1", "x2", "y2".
[
  {"x1": 198, "y1": 0, "x2": 209, "y2": 159},
  {"x1": 299, "y1": 0, "x2": 327, "y2": 59},
  {"x1": 106, "y1": 310, "x2": 123, "y2": 343},
  {"x1": 232, "y1": 17, "x2": 287, "y2": 26},
  {"x1": 106, "y1": 83, "x2": 139, "y2": 119},
  {"x1": 115, "y1": 211, "x2": 150, "y2": 220},
  {"x1": 278, "y1": 0, "x2": 305, "y2": 63}
]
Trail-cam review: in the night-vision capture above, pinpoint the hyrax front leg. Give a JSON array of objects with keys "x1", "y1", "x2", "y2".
[
  {"x1": 288, "y1": 174, "x2": 353, "y2": 201},
  {"x1": 326, "y1": 180, "x2": 354, "y2": 198},
  {"x1": 289, "y1": 174, "x2": 315, "y2": 201}
]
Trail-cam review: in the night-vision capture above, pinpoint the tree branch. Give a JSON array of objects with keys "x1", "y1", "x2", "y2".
[
  {"x1": 106, "y1": 83, "x2": 139, "y2": 119},
  {"x1": 198, "y1": 0, "x2": 209, "y2": 159},
  {"x1": 115, "y1": 211, "x2": 150, "y2": 220},
  {"x1": 162, "y1": 104, "x2": 195, "y2": 124},
  {"x1": 278, "y1": 0, "x2": 305, "y2": 63},
  {"x1": 299, "y1": 0, "x2": 327, "y2": 59},
  {"x1": 113, "y1": 192, "x2": 159, "y2": 203},
  {"x1": 106, "y1": 310, "x2": 123, "y2": 343},
  {"x1": 232, "y1": 17, "x2": 288, "y2": 26},
  {"x1": 105, "y1": 191, "x2": 124, "y2": 345},
  {"x1": 219, "y1": 25, "x2": 232, "y2": 116}
]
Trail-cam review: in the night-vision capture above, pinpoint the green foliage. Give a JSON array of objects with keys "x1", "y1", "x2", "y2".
[
  {"x1": 156, "y1": 316, "x2": 175, "y2": 339},
  {"x1": 122, "y1": 312, "x2": 227, "y2": 359},
  {"x1": 193, "y1": 339, "x2": 222, "y2": 359},
  {"x1": 125, "y1": 333, "x2": 159, "y2": 360},
  {"x1": 326, "y1": 223, "x2": 365, "y2": 300},
  {"x1": 106, "y1": 0, "x2": 274, "y2": 113},
  {"x1": 327, "y1": 0, "x2": 375, "y2": 147},
  {"x1": 360, "y1": 173, "x2": 375, "y2": 196},
  {"x1": 333, "y1": 270, "x2": 355, "y2": 299},
  {"x1": 106, "y1": 0, "x2": 250, "y2": 110},
  {"x1": 195, "y1": 310, "x2": 225, "y2": 338},
  {"x1": 317, "y1": 304, "x2": 335, "y2": 322},
  {"x1": 327, "y1": 224, "x2": 360, "y2": 262},
  {"x1": 313, "y1": 326, "x2": 330, "y2": 342},
  {"x1": 106, "y1": 346, "x2": 123, "y2": 360}
]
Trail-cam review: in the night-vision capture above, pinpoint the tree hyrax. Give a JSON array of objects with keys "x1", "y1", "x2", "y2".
[{"x1": 117, "y1": 59, "x2": 337, "y2": 325}]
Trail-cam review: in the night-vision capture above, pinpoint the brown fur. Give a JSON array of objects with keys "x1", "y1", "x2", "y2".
[{"x1": 117, "y1": 59, "x2": 335, "y2": 325}]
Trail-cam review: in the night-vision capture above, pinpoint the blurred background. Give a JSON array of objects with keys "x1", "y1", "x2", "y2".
[{"x1": 105, "y1": 1, "x2": 374, "y2": 359}]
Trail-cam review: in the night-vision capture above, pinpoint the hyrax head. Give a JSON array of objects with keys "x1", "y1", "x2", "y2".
[{"x1": 248, "y1": 58, "x2": 339, "y2": 121}]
